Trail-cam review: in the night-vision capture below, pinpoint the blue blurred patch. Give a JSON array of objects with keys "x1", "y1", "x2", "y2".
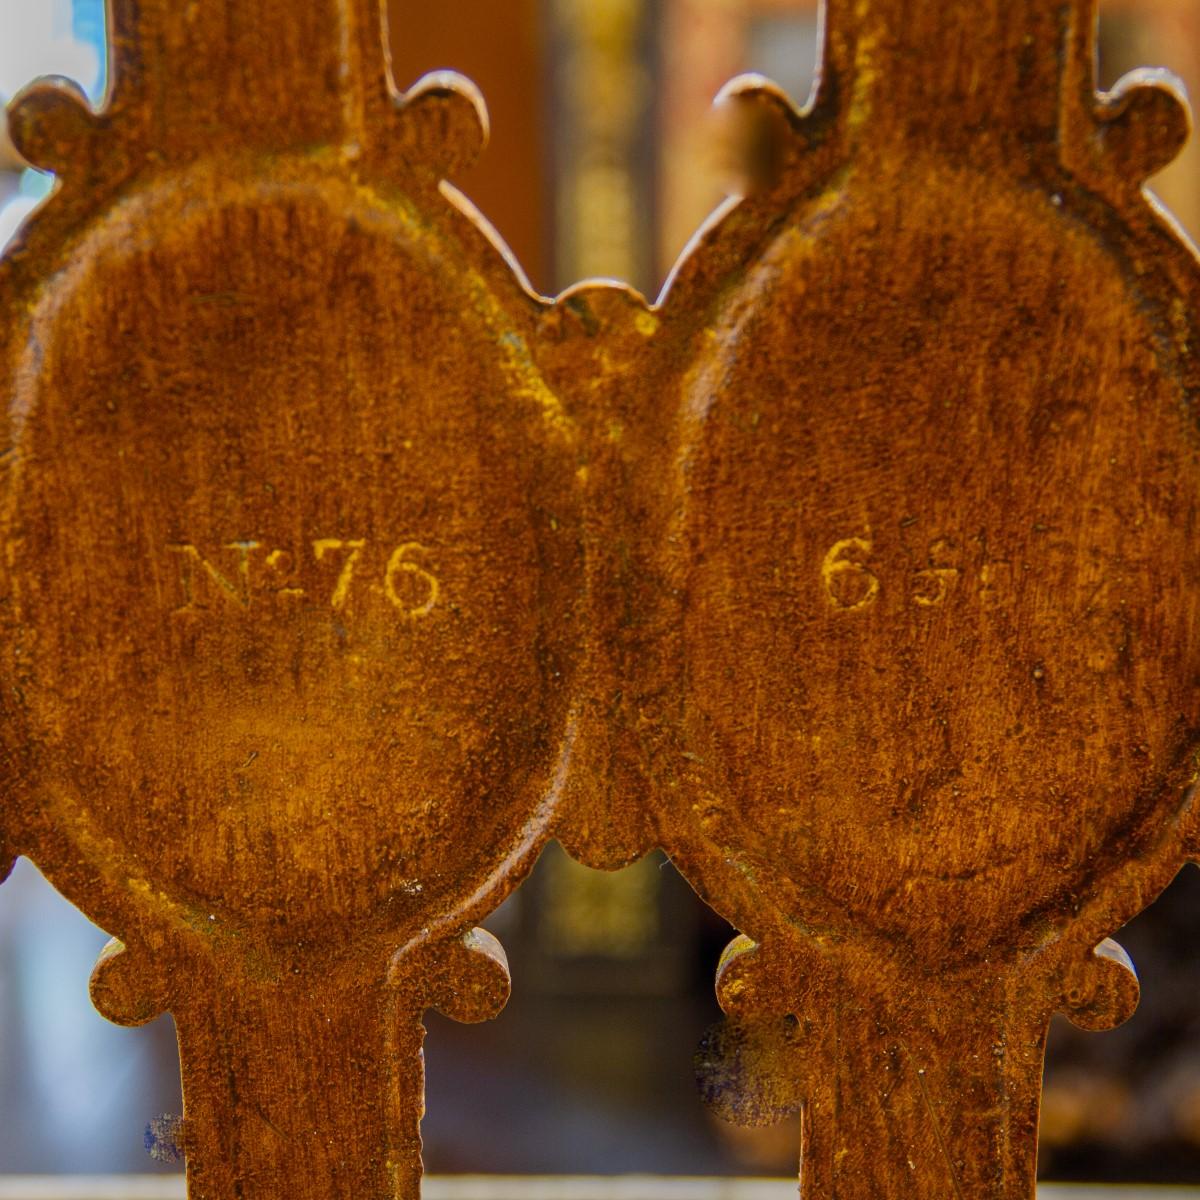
[
  {"x1": 19, "y1": 170, "x2": 53, "y2": 201},
  {"x1": 72, "y1": 0, "x2": 107, "y2": 103}
]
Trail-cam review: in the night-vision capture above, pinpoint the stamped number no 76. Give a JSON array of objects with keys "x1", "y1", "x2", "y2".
[{"x1": 168, "y1": 537, "x2": 440, "y2": 618}]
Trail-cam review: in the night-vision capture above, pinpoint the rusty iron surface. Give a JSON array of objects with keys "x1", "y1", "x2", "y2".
[{"x1": 3, "y1": 1, "x2": 1200, "y2": 1197}]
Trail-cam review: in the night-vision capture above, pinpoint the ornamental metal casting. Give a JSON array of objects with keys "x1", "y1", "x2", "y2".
[{"x1": 2, "y1": 1, "x2": 1200, "y2": 1197}]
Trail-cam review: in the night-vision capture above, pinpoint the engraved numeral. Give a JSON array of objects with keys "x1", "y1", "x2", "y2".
[
  {"x1": 313, "y1": 538, "x2": 366, "y2": 611},
  {"x1": 979, "y1": 559, "x2": 1011, "y2": 606},
  {"x1": 384, "y1": 542, "x2": 440, "y2": 618},
  {"x1": 820, "y1": 533, "x2": 978, "y2": 613},
  {"x1": 912, "y1": 538, "x2": 961, "y2": 607},
  {"x1": 821, "y1": 537, "x2": 881, "y2": 611},
  {"x1": 169, "y1": 537, "x2": 441, "y2": 620}
]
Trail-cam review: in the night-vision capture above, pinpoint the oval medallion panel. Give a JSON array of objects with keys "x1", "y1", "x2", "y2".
[
  {"x1": 5, "y1": 164, "x2": 580, "y2": 954},
  {"x1": 651, "y1": 2, "x2": 1200, "y2": 1196}
]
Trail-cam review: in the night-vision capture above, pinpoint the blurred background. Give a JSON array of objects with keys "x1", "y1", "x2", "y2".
[{"x1": 3, "y1": 0, "x2": 1200, "y2": 1184}]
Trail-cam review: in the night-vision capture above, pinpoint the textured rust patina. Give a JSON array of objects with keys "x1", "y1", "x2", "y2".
[{"x1": 2, "y1": 1, "x2": 1200, "y2": 1198}]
